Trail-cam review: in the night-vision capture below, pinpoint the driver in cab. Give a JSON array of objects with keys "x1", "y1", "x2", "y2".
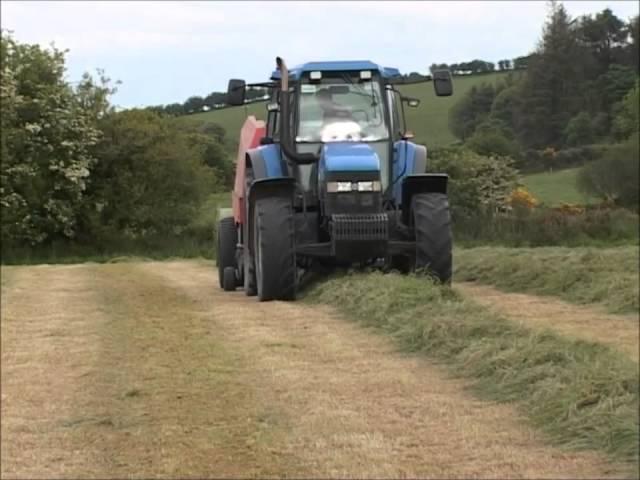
[{"x1": 316, "y1": 88, "x2": 361, "y2": 141}]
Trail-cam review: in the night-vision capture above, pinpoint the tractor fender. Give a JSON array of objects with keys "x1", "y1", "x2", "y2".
[
  {"x1": 246, "y1": 144, "x2": 287, "y2": 180},
  {"x1": 392, "y1": 141, "x2": 427, "y2": 203},
  {"x1": 237, "y1": 145, "x2": 288, "y2": 226},
  {"x1": 246, "y1": 177, "x2": 296, "y2": 256},
  {"x1": 401, "y1": 173, "x2": 448, "y2": 224}
]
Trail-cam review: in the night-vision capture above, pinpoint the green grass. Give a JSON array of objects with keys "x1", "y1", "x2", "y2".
[
  {"x1": 1, "y1": 192, "x2": 234, "y2": 266},
  {"x1": 454, "y1": 246, "x2": 639, "y2": 314},
  {"x1": 304, "y1": 271, "x2": 639, "y2": 469},
  {"x1": 179, "y1": 72, "x2": 514, "y2": 149},
  {"x1": 522, "y1": 167, "x2": 597, "y2": 206}
]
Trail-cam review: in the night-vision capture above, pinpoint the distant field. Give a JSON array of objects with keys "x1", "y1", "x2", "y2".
[
  {"x1": 179, "y1": 71, "x2": 514, "y2": 148},
  {"x1": 521, "y1": 167, "x2": 597, "y2": 206}
]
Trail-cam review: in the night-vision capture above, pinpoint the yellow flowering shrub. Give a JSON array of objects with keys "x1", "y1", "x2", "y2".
[{"x1": 508, "y1": 187, "x2": 539, "y2": 210}]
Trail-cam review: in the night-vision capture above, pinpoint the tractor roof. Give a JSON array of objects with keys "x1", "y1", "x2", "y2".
[{"x1": 270, "y1": 60, "x2": 401, "y2": 80}]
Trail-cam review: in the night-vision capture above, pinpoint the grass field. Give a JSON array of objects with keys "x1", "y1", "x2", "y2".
[
  {"x1": 305, "y1": 270, "x2": 639, "y2": 470},
  {"x1": 6, "y1": 260, "x2": 632, "y2": 477},
  {"x1": 454, "y1": 246, "x2": 639, "y2": 314},
  {"x1": 521, "y1": 167, "x2": 597, "y2": 206},
  {"x1": 179, "y1": 71, "x2": 514, "y2": 148}
]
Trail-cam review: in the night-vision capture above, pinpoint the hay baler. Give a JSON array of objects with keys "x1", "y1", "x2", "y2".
[{"x1": 217, "y1": 57, "x2": 453, "y2": 301}]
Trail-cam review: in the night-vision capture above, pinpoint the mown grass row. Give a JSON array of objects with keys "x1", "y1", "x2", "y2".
[
  {"x1": 304, "y1": 272, "x2": 639, "y2": 469},
  {"x1": 454, "y1": 246, "x2": 639, "y2": 314}
]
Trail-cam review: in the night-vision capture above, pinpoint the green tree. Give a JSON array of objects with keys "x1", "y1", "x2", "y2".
[
  {"x1": 86, "y1": 109, "x2": 215, "y2": 240},
  {"x1": 577, "y1": 8, "x2": 627, "y2": 75},
  {"x1": 577, "y1": 133, "x2": 639, "y2": 208},
  {"x1": 489, "y1": 83, "x2": 522, "y2": 134},
  {"x1": 611, "y1": 80, "x2": 640, "y2": 140},
  {"x1": 428, "y1": 148, "x2": 519, "y2": 219},
  {"x1": 629, "y1": 15, "x2": 639, "y2": 72},
  {"x1": 564, "y1": 112, "x2": 594, "y2": 146},
  {"x1": 466, "y1": 119, "x2": 519, "y2": 158},
  {"x1": 0, "y1": 33, "x2": 104, "y2": 245},
  {"x1": 516, "y1": 1, "x2": 586, "y2": 148},
  {"x1": 448, "y1": 83, "x2": 496, "y2": 141},
  {"x1": 164, "y1": 103, "x2": 185, "y2": 116},
  {"x1": 183, "y1": 95, "x2": 205, "y2": 113}
]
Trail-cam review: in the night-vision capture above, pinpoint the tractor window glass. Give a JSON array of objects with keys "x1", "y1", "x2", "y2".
[{"x1": 296, "y1": 75, "x2": 389, "y2": 143}]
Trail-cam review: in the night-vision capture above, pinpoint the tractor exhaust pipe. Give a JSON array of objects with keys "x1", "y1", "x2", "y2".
[{"x1": 276, "y1": 57, "x2": 317, "y2": 165}]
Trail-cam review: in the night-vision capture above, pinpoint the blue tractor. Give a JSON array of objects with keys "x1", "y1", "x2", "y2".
[{"x1": 217, "y1": 57, "x2": 454, "y2": 301}]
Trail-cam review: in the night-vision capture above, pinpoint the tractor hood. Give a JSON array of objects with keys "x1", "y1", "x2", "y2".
[{"x1": 321, "y1": 143, "x2": 381, "y2": 172}]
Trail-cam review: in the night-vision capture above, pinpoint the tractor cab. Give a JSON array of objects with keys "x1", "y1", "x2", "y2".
[{"x1": 218, "y1": 57, "x2": 453, "y2": 301}]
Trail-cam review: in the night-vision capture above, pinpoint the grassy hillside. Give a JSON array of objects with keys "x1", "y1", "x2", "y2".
[
  {"x1": 521, "y1": 167, "x2": 597, "y2": 206},
  {"x1": 179, "y1": 71, "x2": 514, "y2": 148}
]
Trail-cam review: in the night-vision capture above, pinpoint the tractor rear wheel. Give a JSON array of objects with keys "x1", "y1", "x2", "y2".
[
  {"x1": 253, "y1": 196, "x2": 296, "y2": 301},
  {"x1": 216, "y1": 217, "x2": 237, "y2": 290},
  {"x1": 412, "y1": 192, "x2": 452, "y2": 284}
]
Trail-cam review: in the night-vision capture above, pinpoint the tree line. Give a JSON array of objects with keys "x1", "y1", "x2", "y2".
[
  {"x1": 447, "y1": 3, "x2": 638, "y2": 207},
  {"x1": 1, "y1": 31, "x2": 233, "y2": 252},
  {"x1": 150, "y1": 55, "x2": 536, "y2": 116},
  {"x1": 429, "y1": 55, "x2": 533, "y2": 76},
  {"x1": 146, "y1": 87, "x2": 269, "y2": 117}
]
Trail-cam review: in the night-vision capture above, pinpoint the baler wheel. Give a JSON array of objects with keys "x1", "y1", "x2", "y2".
[
  {"x1": 223, "y1": 266, "x2": 237, "y2": 291},
  {"x1": 217, "y1": 217, "x2": 238, "y2": 290}
]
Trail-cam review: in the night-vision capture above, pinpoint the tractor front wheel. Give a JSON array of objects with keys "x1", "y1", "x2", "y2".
[
  {"x1": 253, "y1": 196, "x2": 297, "y2": 301},
  {"x1": 412, "y1": 192, "x2": 452, "y2": 284}
]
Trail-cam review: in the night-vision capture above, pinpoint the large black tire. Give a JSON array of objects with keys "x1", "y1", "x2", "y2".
[
  {"x1": 412, "y1": 193, "x2": 452, "y2": 284},
  {"x1": 243, "y1": 228, "x2": 257, "y2": 296},
  {"x1": 216, "y1": 217, "x2": 237, "y2": 290},
  {"x1": 253, "y1": 196, "x2": 296, "y2": 301},
  {"x1": 223, "y1": 266, "x2": 236, "y2": 291}
]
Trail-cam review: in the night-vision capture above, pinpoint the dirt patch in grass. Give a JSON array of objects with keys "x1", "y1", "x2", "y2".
[{"x1": 457, "y1": 282, "x2": 639, "y2": 362}]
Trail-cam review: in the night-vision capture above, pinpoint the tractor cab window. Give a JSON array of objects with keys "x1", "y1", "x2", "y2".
[{"x1": 296, "y1": 73, "x2": 389, "y2": 143}]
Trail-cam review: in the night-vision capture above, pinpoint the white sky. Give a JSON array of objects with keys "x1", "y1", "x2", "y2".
[{"x1": 2, "y1": 1, "x2": 638, "y2": 108}]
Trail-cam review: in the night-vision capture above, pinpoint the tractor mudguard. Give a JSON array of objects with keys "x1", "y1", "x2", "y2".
[
  {"x1": 247, "y1": 177, "x2": 296, "y2": 256},
  {"x1": 401, "y1": 173, "x2": 448, "y2": 224},
  {"x1": 246, "y1": 144, "x2": 287, "y2": 180},
  {"x1": 392, "y1": 141, "x2": 427, "y2": 204}
]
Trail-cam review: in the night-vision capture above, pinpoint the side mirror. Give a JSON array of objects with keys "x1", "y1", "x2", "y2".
[
  {"x1": 432, "y1": 70, "x2": 453, "y2": 97},
  {"x1": 227, "y1": 79, "x2": 246, "y2": 106}
]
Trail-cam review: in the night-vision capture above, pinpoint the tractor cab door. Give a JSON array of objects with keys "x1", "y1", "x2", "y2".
[{"x1": 386, "y1": 87, "x2": 406, "y2": 141}]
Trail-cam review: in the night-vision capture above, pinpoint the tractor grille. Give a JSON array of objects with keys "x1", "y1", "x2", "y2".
[{"x1": 331, "y1": 213, "x2": 389, "y2": 241}]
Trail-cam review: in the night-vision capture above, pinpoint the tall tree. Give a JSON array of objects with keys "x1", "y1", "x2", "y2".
[
  {"x1": 516, "y1": 1, "x2": 586, "y2": 148},
  {"x1": 577, "y1": 8, "x2": 627, "y2": 75}
]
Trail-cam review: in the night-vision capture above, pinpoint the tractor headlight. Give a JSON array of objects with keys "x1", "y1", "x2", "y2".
[
  {"x1": 327, "y1": 181, "x2": 381, "y2": 193},
  {"x1": 327, "y1": 182, "x2": 353, "y2": 193},
  {"x1": 357, "y1": 181, "x2": 381, "y2": 192}
]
